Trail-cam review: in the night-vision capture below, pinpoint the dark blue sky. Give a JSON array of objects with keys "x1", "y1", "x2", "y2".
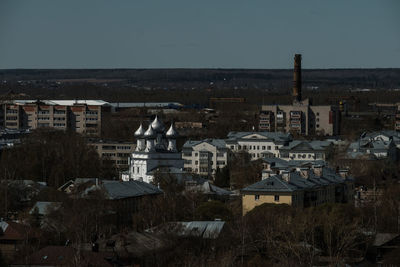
[{"x1": 1, "y1": 0, "x2": 399, "y2": 69}]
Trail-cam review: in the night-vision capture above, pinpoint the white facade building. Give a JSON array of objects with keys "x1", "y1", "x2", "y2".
[
  {"x1": 125, "y1": 116, "x2": 183, "y2": 183},
  {"x1": 182, "y1": 139, "x2": 231, "y2": 178},
  {"x1": 278, "y1": 140, "x2": 332, "y2": 161},
  {"x1": 225, "y1": 132, "x2": 292, "y2": 160}
]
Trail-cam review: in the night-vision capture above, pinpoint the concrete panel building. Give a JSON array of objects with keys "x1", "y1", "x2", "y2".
[
  {"x1": 0, "y1": 100, "x2": 111, "y2": 136},
  {"x1": 259, "y1": 55, "x2": 340, "y2": 136},
  {"x1": 88, "y1": 140, "x2": 136, "y2": 170}
]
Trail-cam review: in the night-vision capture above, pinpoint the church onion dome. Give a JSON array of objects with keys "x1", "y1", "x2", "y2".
[
  {"x1": 144, "y1": 125, "x2": 156, "y2": 138},
  {"x1": 151, "y1": 115, "x2": 165, "y2": 132},
  {"x1": 166, "y1": 123, "x2": 178, "y2": 138},
  {"x1": 134, "y1": 123, "x2": 145, "y2": 137}
]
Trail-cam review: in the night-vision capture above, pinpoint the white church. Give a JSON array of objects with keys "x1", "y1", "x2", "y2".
[{"x1": 122, "y1": 116, "x2": 184, "y2": 183}]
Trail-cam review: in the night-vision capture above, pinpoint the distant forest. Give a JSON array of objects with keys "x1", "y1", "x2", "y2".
[{"x1": 0, "y1": 68, "x2": 400, "y2": 105}]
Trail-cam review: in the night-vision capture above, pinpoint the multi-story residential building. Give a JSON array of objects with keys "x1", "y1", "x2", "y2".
[
  {"x1": 278, "y1": 140, "x2": 333, "y2": 161},
  {"x1": 260, "y1": 102, "x2": 340, "y2": 136},
  {"x1": 241, "y1": 164, "x2": 354, "y2": 215},
  {"x1": 225, "y1": 131, "x2": 292, "y2": 160},
  {"x1": 88, "y1": 140, "x2": 136, "y2": 170},
  {"x1": 182, "y1": 139, "x2": 231, "y2": 178},
  {"x1": 0, "y1": 100, "x2": 111, "y2": 135},
  {"x1": 124, "y1": 116, "x2": 183, "y2": 183},
  {"x1": 259, "y1": 55, "x2": 340, "y2": 136}
]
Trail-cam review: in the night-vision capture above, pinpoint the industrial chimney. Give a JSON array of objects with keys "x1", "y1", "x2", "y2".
[{"x1": 293, "y1": 54, "x2": 302, "y2": 103}]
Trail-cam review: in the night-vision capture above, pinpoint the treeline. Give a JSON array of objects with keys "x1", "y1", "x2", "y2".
[{"x1": 0, "y1": 128, "x2": 117, "y2": 187}]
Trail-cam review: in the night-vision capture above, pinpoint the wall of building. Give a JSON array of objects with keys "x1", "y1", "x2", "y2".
[
  {"x1": 242, "y1": 193, "x2": 294, "y2": 215},
  {"x1": 182, "y1": 142, "x2": 229, "y2": 178},
  {"x1": 90, "y1": 141, "x2": 136, "y2": 170},
  {"x1": 260, "y1": 104, "x2": 339, "y2": 136},
  {"x1": 0, "y1": 102, "x2": 106, "y2": 136}
]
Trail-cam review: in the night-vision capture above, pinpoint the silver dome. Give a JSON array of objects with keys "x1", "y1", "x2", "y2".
[
  {"x1": 134, "y1": 123, "x2": 145, "y2": 137},
  {"x1": 166, "y1": 123, "x2": 178, "y2": 138},
  {"x1": 144, "y1": 125, "x2": 156, "y2": 138},
  {"x1": 151, "y1": 115, "x2": 165, "y2": 132}
]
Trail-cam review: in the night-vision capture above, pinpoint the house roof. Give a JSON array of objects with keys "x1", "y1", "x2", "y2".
[
  {"x1": 30, "y1": 201, "x2": 62, "y2": 216},
  {"x1": 241, "y1": 175, "x2": 299, "y2": 193},
  {"x1": 279, "y1": 140, "x2": 331, "y2": 152},
  {"x1": 226, "y1": 131, "x2": 292, "y2": 143},
  {"x1": 373, "y1": 233, "x2": 400, "y2": 247},
  {"x1": 101, "y1": 180, "x2": 163, "y2": 200},
  {"x1": 0, "y1": 221, "x2": 36, "y2": 241},
  {"x1": 13, "y1": 99, "x2": 110, "y2": 106},
  {"x1": 148, "y1": 221, "x2": 226, "y2": 239},
  {"x1": 242, "y1": 166, "x2": 353, "y2": 194},
  {"x1": 183, "y1": 139, "x2": 227, "y2": 149}
]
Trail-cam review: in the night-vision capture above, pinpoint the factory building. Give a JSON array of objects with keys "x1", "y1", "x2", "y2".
[{"x1": 259, "y1": 55, "x2": 340, "y2": 136}]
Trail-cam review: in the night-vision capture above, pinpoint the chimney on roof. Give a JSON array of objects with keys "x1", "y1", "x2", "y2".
[
  {"x1": 262, "y1": 170, "x2": 271, "y2": 180},
  {"x1": 299, "y1": 167, "x2": 309, "y2": 179},
  {"x1": 293, "y1": 54, "x2": 302, "y2": 103},
  {"x1": 281, "y1": 170, "x2": 290, "y2": 182},
  {"x1": 338, "y1": 169, "x2": 349, "y2": 179},
  {"x1": 312, "y1": 164, "x2": 323, "y2": 177}
]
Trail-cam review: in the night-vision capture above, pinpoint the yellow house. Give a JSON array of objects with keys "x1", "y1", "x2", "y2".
[{"x1": 241, "y1": 166, "x2": 354, "y2": 215}]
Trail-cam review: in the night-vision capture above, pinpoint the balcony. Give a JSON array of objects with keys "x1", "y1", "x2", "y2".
[{"x1": 290, "y1": 111, "x2": 301, "y2": 119}]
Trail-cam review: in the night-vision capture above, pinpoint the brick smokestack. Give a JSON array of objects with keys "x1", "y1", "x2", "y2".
[{"x1": 293, "y1": 54, "x2": 302, "y2": 102}]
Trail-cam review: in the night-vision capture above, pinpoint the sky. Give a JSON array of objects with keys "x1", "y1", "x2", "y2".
[{"x1": 0, "y1": 0, "x2": 399, "y2": 69}]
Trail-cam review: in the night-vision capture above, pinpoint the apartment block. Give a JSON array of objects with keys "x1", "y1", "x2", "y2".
[
  {"x1": 0, "y1": 100, "x2": 110, "y2": 135},
  {"x1": 260, "y1": 102, "x2": 340, "y2": 136},
  {"x1": 182, "y1": 139, "x2": 231, "y2": 178},
  {"x1": 89, "y1": 140, "x2": 136, "y2": 170}
]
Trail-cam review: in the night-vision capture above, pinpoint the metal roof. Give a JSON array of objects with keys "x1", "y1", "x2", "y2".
[
  {"x1": 226, "y1": 131, "x2": 292, "y2": 142},
  {"x1": 102, "y1": 180, "x2": 162, "y2": 200},
  {"x1": 13, "y1": 99, "x2": 110, "y2": 106},
  {"x1": 183, "y1": 139, "x2": 227, "y2": 149},
  {"x1": 30, "y1": 201, "x2": 62, "y2": 215}
]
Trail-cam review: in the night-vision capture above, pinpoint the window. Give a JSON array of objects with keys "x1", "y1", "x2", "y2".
[
  {"x1": 262, "y1": 146, "x2": 266, "y2": 150},
  {"x1": 238, "y1": 145, "x2": 242, "y2": 150},
  {"x1": 195, "y1": 161, "x2": 199, "y2": 165},
  {"x1": 257, "y1": 146, "x2": 260, "y2": 150},
  {"x1": 316, "y1": 112, "x2": 320, "y2": 116},
  {"x1": 230, "y1": 145, "x2": 234, "y2": 149},
  {"x1": 255, "y1": 195, "x2": 260, "y2": 201},
  {"x1": 195, "y1": 153, "x2": 198, "y2": 156},
  {"x1": 217, "y1": 152, "x2": 224, "y2": 157},
  {"x1": 275, "y1": 146, "x2": 278, "y2": 150},
  {"x1": 136, "y1": 167, "x2": 139, "y2": 173},
  {"x1": 316, "y1": 118, "x2": 319, "y2": 122},
  {"x1": 274, "y1": 195, "x2": 280, "y2": 202},
  {"x1": 243, "y1": 145, "x2": 247, "y2": 150},
  {"x1": 316, "y1": 124, "x2": 320, "y2": 128},
  {"x1": 267, "y1": 146, "x2": 271, "y2": 150}
]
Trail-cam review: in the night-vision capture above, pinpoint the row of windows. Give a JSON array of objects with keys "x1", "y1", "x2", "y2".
[
  {"x1": 183, "y1": 152, "x2": 225, "y2": 158},
  {"x1": 237, "y1": 145, "x2": 278, "y2": 151},
  {"x1": 117, "y1": 146, "x2": 131, "y2": 150},
  {"x1": 6, "y1": 116, "x2": 18, "y2": 120},
  {"x1": 255, "y1": 195, "x2": 280, "y2": 202}
]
